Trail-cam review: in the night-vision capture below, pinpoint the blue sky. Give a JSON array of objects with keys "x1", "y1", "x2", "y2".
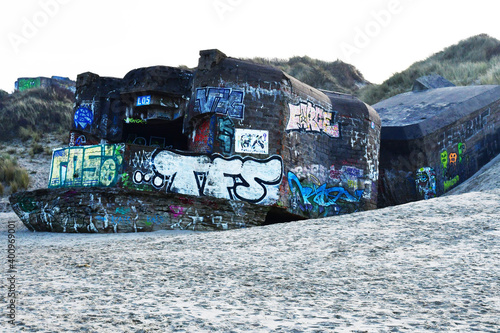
[{"x1": 1, "y1": 0, "x2": 499, "y2": 92}]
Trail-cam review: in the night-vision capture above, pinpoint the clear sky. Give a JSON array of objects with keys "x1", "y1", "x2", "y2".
[{"x1": 1, "y1": 0, "x2": 499, "y2": 93}]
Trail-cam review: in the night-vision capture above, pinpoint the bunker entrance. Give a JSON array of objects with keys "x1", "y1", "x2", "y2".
[{"x1": 122, "y1": 117, "x2": 188, "y2": 150}]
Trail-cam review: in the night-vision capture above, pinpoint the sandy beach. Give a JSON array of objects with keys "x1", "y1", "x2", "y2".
[{"x1": 1, "y1": 154, "x2": 499, "y2": 332}]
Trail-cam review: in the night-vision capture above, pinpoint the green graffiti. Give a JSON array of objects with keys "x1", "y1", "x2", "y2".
[
  {"x1": 125, "y1": 117, "x2": 147, "y2": 124},
  {"x1": 444, "y1": 175, "x2": 460, "y2": 192},
  {"x1": 440, "y1": 151, "x2": 448, "y2": 169},
  {"x1": 18, "y1": 196, "x2": 37, "y2": 212},
  {"x1": 49, "y1": 144, "x2": 124, "y2": 188},
  {"x1": 121, "y1": 172, "x2": 130, "y2": 187},
  {"x1": 458, "y1": 142, "x2": 466, "y2": 163},
  {"x1": 18, "y1": 78, "x2": 41, "y2": 91}
]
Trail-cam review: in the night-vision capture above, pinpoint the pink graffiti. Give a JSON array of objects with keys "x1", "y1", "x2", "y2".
[
  {"x1": 286, "y1": 102, "x2": 340, "y2": 137},
  {"x1": 329, "y1": 169, "x2": 342, "y2": 181},
  {"x1": 169, "y1": 205, "x2": 186, "y2": 218}
]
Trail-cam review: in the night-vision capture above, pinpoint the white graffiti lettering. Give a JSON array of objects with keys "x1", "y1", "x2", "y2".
[{"x1": 133, "y1": 150, "x2": 283, "y2": 204}]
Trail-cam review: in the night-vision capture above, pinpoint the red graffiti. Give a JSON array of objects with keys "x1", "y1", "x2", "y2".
[
  {"x1": 179, "y1": 196, "x2": 194, "y2": 206},
  {"x1": 189, "y1": 117, "x2": 214, "y2": 153}
]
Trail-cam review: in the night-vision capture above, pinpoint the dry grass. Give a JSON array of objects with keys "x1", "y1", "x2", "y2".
[
  {"x1": 0, "y1": 86, "x2": 73, "y2": 141},
  {"x1": 249, "y1": 56, "x2": 368, "y2": 94},
  {"x1": 358, "y1": 34, "x2": 500, "y2": 104},
  {"x1": 0, "y1": 153, "x2": 30, "y2": 195}
]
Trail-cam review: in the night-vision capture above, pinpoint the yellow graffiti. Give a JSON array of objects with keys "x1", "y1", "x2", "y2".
[
  {"x1": 49, "y1": 144, "x2": 124, "y2": 188},
  {"x1": 444, "y1": 175, "x2": 459, "y2": 192}
]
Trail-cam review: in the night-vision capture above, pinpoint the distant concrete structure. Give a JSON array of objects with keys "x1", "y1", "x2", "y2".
[
  {"x1": 10, "y1": 49, "x2": 381, "y2": 232},
  {"x1": 412, "y1": 74, "x2": 455, "y2": 92},
  {"x1": 374, "y1": 76, "x2": 500, "y2": 207},
  {"x1": 15, "y1": 76, "x2": 76, "y2": 93}
]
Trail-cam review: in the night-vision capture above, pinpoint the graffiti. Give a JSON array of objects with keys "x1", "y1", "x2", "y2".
[
  {"x1": 441, "y1": 150, "x2": 448, "y2": 170},
  {"x1": 149, "y1": 136, "x2": 165, "y2": 148},
  {"x1": 169, "y1": 205, "x2": 186, "y2": 218},
  {"x1": 74, "y1": 105, "x2": 93, "y2": 130},
  {"x1": 146, "y1": 215, "x2": 166, "y2": 226},
  {"x1": 235, "y1": 129, "x2": 269, "y2": 154},
  {"x1": 440, "y1": 142, "x2": 469, "y2": 192},
  {"x1": 328, "y1": 165, "x2": 364, "y2": 187},
  {"x1": 194, "y1": 87, "x2": 245, "y2": 119},
  {"x1": 290, "y1": 164, "x2": 371, "y2": 206},
  {"x1": 125, "y1": 118, "x2": 147, "y2": 124},
  {"x1": 126, "y1": 135, "x2": 169, "y2": 148},
  {"x1": 229, "y1": 201, "x2": 245, "y2": 216},
  {"x1": 458, "y1": 142, "x2": 466, "y2": 163},
  {"x1": 109, "y1": 115, "x2": 121, "y2": 137},
  {"x1": 121, "y1": 173, "x2": 131, "y2": 187},
  {"x1": 449, "y1": 153, "x2": 458, "y2": 165},
  {"x1": 415, "y1": 167, "x2": 436, "y2": 200},
  {"x1": 186, "y1": 210, "x2": 204, "y2": 231},
  {"x1": 147, "y1": 109, "x2": 181, "y2": 121},
  {"x1": 115, "y1": 207, "x2": 130, "y2": 215},
  {"x1": 190, "y1": 116, "x2": 215, "y2": 153},
  {"x1": 49, "y1": 144, "x2": 124, "y2": 188},
  {"x1": 329, "y1": 168, "x2": 342, "y2": 181},
  {"x1": 136, "y1": 95, "x2": 151, "y2": 106},
  {"x1": 69, "y1": 131, "x2": 100, "y2": 147},
  {"x1": 212, "y1": 215, "x2": 227, "y2": 230},
  {"x1": 11, "y1": 188, "x2": 255, "y2": 232},
  {"x1": 439, "y1": 109, "x2": 491, "y2": 149},
  {"x1": 100, "y1": 114, "x2": 109, "y2": 138},
  {"x1": 444, "y1": 175, "x2": 460, "y2": 192},
  {"x1": 286, "y1": 101, "x2": 340, "y2": 138},
  {"x1": 292, "y1": 165, "x2": 329, "y2": 185},
  {"x1": 145, "y1": 206, "x2": 186, "y2": 226},
  {"x1": 17, "y1": 196, "x2": 38, "y2": 213},
  {"x1": 126, "y1": 135, "x2": 148, "y2": 146},
  {"x1": 94, "y1": 214, "x2": 130, "y2": 232},
  {"x1": 217, "y1": 117, "x2": 235, "y2": 154},
  {"x1": 17, "y1": 78, "x2": 41, "y2": 91},
  {"x1": 131, "y1": 150, "x2": 152, "y2": 169},
  {"x1": 128, "y1": 149, "x2": 283, "y2": 204},
  {"x1": 340, "y1": 166, "x2": 363, "y2": 188},
  {"x1": 288, "y1": 171, "x2": 363, "y2": 215}
]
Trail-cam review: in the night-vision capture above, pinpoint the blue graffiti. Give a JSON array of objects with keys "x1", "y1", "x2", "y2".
[
  {"x1": 74, "y1": 107, "x2": 93, "y2": 130},
  {"x1": 194, "y1": 87, "x2": 245, "y2": 119},
  {"x1": 288, "y1": 172, "x2": 363, "y2": 212},
  {"x1": 217, "y1": 117, "x2": 234, "y2": 154}
]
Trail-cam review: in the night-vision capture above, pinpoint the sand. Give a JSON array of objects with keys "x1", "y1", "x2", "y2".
[{"x1": 1, "y1": 154, "x2": 499, "y2": 332}]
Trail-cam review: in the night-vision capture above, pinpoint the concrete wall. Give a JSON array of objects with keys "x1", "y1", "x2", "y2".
[
  {"x1": 73, "y1": 67, "x2": 192, "y2": 147},
  {"x1": 185, "y1": 50, "x2": 381, "y2": 219},
  {"x1": 11, "y1": 187, "x2": 268, "y2": 232},
  {"x1": 15, "y1": 76, "x2": 75, "y2": 92},
  {"x1": 377, "y1": 96, "x2": 500, "y2": 207}
]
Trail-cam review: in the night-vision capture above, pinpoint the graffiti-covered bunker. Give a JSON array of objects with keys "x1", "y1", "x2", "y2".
[
  {"x1": 375, "y1": 75, "x2": 500, "y2": 207},
  {"x1": 10, "y1": 50, "x2": 381, "y2": 232}
]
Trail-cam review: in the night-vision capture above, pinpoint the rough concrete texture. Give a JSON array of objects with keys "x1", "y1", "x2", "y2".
[{"x1": 9, "y1": 187, "x2": 269, "y2": 232}]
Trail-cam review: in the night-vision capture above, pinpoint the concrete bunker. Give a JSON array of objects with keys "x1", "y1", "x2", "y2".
[
  {"x1": 374, "y1": 75, "x2": 500, "y2": 207},
  {"x1": 10, "y1": 50, "x2": 381, "y2": 232}
]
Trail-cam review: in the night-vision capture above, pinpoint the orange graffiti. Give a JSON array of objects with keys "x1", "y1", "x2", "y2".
[{"x1": 449, "y1": 153, "x2": 458, "y2": 164}]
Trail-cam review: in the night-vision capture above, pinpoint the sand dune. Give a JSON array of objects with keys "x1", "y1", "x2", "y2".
[{"x1": 1, "y1": 154, "x2": 499, "y2": 332}]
